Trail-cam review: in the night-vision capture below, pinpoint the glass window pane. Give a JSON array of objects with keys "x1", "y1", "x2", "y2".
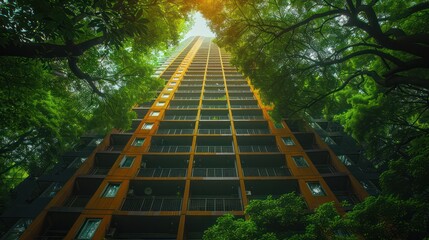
[
  {"x1": 307, "y1": 182, "x2": 327, "y2": 196},
  {"x1": 156, "y1": 102, "x2": 165, "y2": 106},
  {"x1": 120, "y1": 156, "x2": 135, "y2": 168},
  {"x1": 132, "y1": 138, "x2": 145, "y2": 147},
  {"x1": 282, "y1": 137, "x2": 295, "y2": 146},
  {"x1": 292, "y1": 156, "x2": 309, "y2": 167},
  {"x1": 150, "y1": 111, "x2": 160, "y2": 117},
  {"x1": 102, "y1": 183, "x2": 120, "y2": 197},
  {"x1": 162, "y1": 94, "x2": 169, "y2": 98},
  {"x1": 142, "y1": 123, "x2": 154, "y2": 130},
  {"x1": 76, "y1": 219, "x2": 101, "y2": 240}
]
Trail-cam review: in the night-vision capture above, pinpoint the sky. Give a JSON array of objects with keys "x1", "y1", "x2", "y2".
[{"x1": 183, "y1": 12, "x2": 216, "y2": 40}]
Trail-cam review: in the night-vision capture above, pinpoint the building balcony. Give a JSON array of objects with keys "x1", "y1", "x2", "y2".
[
  {"x1": 164, "y1": 110, "x2": 197, "y2": 120},
  {"x1": 195, "y1": 146, "x2": 234, "y2": 153},
  {"x1": 229, "y1": 96, "x2": 254, "y2": 100},
  {"x1": 201, "y1": 104, "x2": 227, "y2": 109},
  {"x1": 198, "y1": 129, "x2": 231, "y2": 134},
  {"x1": 230, "y1": 105, "x2": 259, "y2": 109},
  {"x1": 88, "y1": 167, "x2": 110, "y2": 175},
  {"x1": 107, "y1": 216, "x2": 179, "y2": 239},
  {"x1": 148, "y1": 145, "x2": 191, "y2": 153},
  {"x1": 164, "y1": 115, "x2": 196, "y2": 120},
  {"x1": 235, "y1": 129, "x2": 270, "y2": 134},
  {"x1": 175, "y1": 90, "x2": 202, "y2": 93},
  {"x1": 168, "y1": 105, "x2": 199, "y2": 109},
  {"x1": 242, "y1": 167, "x2": 291, "y2": 177},
  {"x1": 137, "y1": 168, "x2": 187, "y2": 177},
  {"x1": 121, "y1": 197, "x2": 182, "y2": 211},
  {"x1": 156, "y1": 129, "x2": 194, "y2": 134},
  {"x1": 238, "y1": 145, "x2": 279, "y2": 152},
  {"x1": 245, "y1": 180, "x2": 300, "y2": 201},
  {"x1": 192, "y1": 168, "x2": 237, "y2": 177},
  {"x1": 188, "y1": 197, "x2": 242, "y2": 211},
  {"x1": 173, "y1": 96, "x2": 200, "y2": 100},
  {"x1": 200, "y1": 115, "x2": 229, "y2": 120},
  {"x1": 233, "y1": 115, "x2": 264, "y2": 120},
  {"x1": 63, "y1": 195, "x2": 91, "y2": 208}
]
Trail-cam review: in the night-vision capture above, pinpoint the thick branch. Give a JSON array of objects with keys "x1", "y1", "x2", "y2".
[
  {"x1": 0, "y1": 130, "x2": 34, "y2": 155},
  {"x1": 67, "y1": 57, "x2": 106, "y2": 97},
  {"x1": 0, "y1": 36, "x2": 105, "y2": 58}
]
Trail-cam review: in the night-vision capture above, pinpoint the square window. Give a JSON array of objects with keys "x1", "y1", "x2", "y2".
[
  {"x1": 102, "y1": 183, "x2": 120, "y2": 197},
  {"x1": 338, "y1": 155, "x2": 353, "y2": 166},
  {"x1": 132, "y1": 138, "x2": 145, "y2": 147},
  {"x1": 142, "y1": 123, "x2": 154, "y2": 130},
  {"x1": 167, "y1": 87, "x2": 174, "y2": 91},
  {"x1": 161, "y1": 94, "x2": 169, "y2": 98},
  {"x1": 292, "y1": 156, "x2": 309, "y2": 167},
  {"x1": 156, "y1": 102, "x2": 165, "y2": 106},
  {"x1": 274, "y1": 122, "x2": 284, "y2": 129},
  {"x1": 307, "y1": 182, "x2": 327, "y2": 196},
  {"x1": 282, "y1": 137, "x2": 295, "y2": 146},
  {"x1": 120, "y1": 156, "x2": 135, "y2": 168},
  {"x1": 170, "y1": 82, "x2": 177, "y2": 86},
  {"x1": 150, "y1": 111, "x2": 160, "y2": 117},
  {"x1": 76, "y1": 219, "x2": 101, "y2": 240}
]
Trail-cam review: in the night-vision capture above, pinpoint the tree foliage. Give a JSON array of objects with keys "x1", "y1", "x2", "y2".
[
  {"x1": 0, "y1": 0, "x2": 195, "y2": 196},
  {"x1": 203, "y1": 193, "x2": 429, "y2": 240}
]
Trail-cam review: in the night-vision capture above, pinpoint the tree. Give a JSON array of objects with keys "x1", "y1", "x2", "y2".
[{"x1": 0, "y1": 0, "x2": 196, "y2": 195}]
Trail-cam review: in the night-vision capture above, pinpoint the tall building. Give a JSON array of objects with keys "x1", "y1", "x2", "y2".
[{"x1": 9, "y1": 37, "x2": 367, "y2": 239}]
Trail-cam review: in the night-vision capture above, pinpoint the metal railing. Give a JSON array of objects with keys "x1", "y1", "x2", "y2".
[
  {"x1": 137, "y1": 168, "x2": 187, "y2": 177},
  {"x1": 228, "y1": 90, "x2": 252, "y2": 93},
  {"x1": 230, "y1": 105, "x2": 259, "y2": 109},
  {"x1": 89, "y1": 167, "x2": 110, "y2": 175},
  {"x1": 148, "y1": 145, "x2": 191, "y2": 153},
  {"x1": 174, "y1": 97, "x2": 200, "y2": 100},
  {"x1": 195, "y1": 146, "x2": 234, "y2": 153},
  {"x1": 188, "y1": 198, "x2": 242, "y2": 211},
  {"x1": 233, "y1": 115, "x2": 264, "y2": 120},
  {"x1": 164, "y1": 115, "x2": 196, "y2": 120},
  {"x1": 169, "y1": 105, "x2": 199, "y2": 109},
  {"x1": 198, "y1": 129, "x2": 231, "y2": 134},
  {"x1": 156, "y1": 129, "x2": 194, "y2": 134},
  {"x1": 235, "y1": 129, "x2": 270, "y2": 134},
  {"x1": 202, "y1": 105, "x2": 228, "y2": 109},
  {"x1": 203, "y1": 96, "x2": 227, "y2": 100},
  {"x1": 238, "y1": 145, "x2": 280, "y2": 152},
  {"x1": 229, "y1": 96, "x2": 254, "y2": 100},
  {"x1": 192, "y1": 168, "x2": 237, "y2": 177},
  {"x1": 200, "y1": 116, "x2": 229, "y2": 120},
  {"x1": 242, "y1": 167, "x2": 291, "y2": 177},
  {"x1": 315, "y1": 165, "x2": 337, "y2": 174},
  {"x1": 121, "y1": 197, "x2": 182, "y2": 211},
  {"x1": 64, "y1": 195, "x2": 90, "y2": 207}
]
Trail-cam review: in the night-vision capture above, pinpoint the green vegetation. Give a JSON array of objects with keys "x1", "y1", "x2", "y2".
[
  {"x1": 0, "y1": 0, "x2": 195, "y2": 207},
  {"x1": 197, "y1": 0, "x2": 429, "y2": 238},
  {"x1": 204, "y1": 193, "x2": 429, "y2": 240}
]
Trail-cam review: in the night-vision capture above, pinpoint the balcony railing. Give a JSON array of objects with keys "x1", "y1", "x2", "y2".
[
  {"x1": 235, "y1": 129, "x2": 270, "y2": 134},
  {"x1": 188, "y1": 198, "x2": 242, "y2": 211},
  {"x1": 164, "y1": 115, "x2": 196, "y2": 120},
  {"x1": 148, "y1": 145, "x2": 191, "y2": 153},
  {"x1": 192, "y1": 168, "x2": 237, "y2": 177},
  {"x1": 89, "y1": 167, "x2": 110, "y2": 175},
  {"x1": 233, "y1": 115, "x2": 264, "y2": 120},
  {"x1": 195, "y1": 146, "x2": 234, "y2": 153},
  {"x1": 169, "y1": 105, "x2": 199, "y2": 109},
  {"x1": 198, "y1": 129, "x2": 231, "y2": 134},
  {"x1": 156, "y1": 129, "x2": 194, "y2": 134},
  {"x1": 121, "y1": 197, "x2": 182, "y2": 211},
  {"x1": 202, "y1": 105, "x2": 228, "y2": 109},
  {"x1": 242, "y1": 167, "x2": 291, "y2": 177},
  {"x1": 238, "y1": 145, "x2": 279, "y2": 152},
  {"x1": 315, "y1": 165, "x2": 337, "y2": 174},
  {"x1": 200, "y1": 116, "x2": 229, "y2": 120},
  {"x1": 174, "y1": 97, "x2": 200, "y2": 100},
  {"x1": 230, "y1": 105, "x2": 259, "y2": 109},
  {"x1": 229, "y1": 96, "x2": 254, "y2": 100},
  {"x1": 137, "y1": 168, "x2": 187, "y2": 177},
  {"x1": 63, "y1": 195, "x2": 90, "y2": 208}
]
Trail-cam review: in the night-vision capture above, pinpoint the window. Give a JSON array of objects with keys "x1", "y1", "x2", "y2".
[
  {"x1": 338, "y1": 155, "x2": 353, "y2": 166},
  {"x1": 324, "y1": 136, "x2": 336, "y2": 145},
  {"x1": 170, "y1": 82, "x2": 177, "y2": 86},
  {"x1": 132, "y1": 138, "x2": 145, "y2": 147},
  {"x1": 274, "y1": 122, "x2": 284, "y2": 128},
  {"x1": 41, "y1": 182, "x2": 62, "y2": 197},
  {"x1": 282, "y1": 137, "x2": 295, "y2": 146},
  {"x1": 68, "y1": 157, "x2": 87, "y2": 169},
  {"x1": 156, "y1": 102, "x2": 165, "y2": 106},
  {"x1": 142, "y1": 123, "x2": 154, "y2": 130},
  {"x1": 120, "y1": 156, "x2": 135, "y2": 168},
  {"x1": 150, "y1": 111, "x2": 160, "y2": 117},
  {"x1": 102, "y1": 183, "x2": 120, "y2": 197},
  {"x1": 292, "y1": 156, "x2": 309, "y2": 167},
  {"x1": 307, "y1": 182, "x2": 327, "y2": 196},
  {"x1": 167, "y1": 87, "x2": 174, "y2": 91},
  {"x1": 162, "y1": 94, "x2": 169, "y2": 98},
  {"x1": 76, "y1": 219, "x2": 101, "y2": 240}
]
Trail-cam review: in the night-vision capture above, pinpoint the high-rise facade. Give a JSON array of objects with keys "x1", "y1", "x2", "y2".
[{"x1": 15, "y1": 37, "x2": 367, "y2": 239}]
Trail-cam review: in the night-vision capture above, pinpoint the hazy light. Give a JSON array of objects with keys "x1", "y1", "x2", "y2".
[{"x1": 183, "y1": 12, "x2": 216, "y2": 40}]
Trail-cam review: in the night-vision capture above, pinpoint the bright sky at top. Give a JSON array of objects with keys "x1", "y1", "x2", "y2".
[{"x1": 183, "y1": 12, "x2": 216, "y2": 40}]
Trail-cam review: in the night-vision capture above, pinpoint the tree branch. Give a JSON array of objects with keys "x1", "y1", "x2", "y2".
[{"x1": 67, "y1": 57, "x2": 106, "y2": 97}]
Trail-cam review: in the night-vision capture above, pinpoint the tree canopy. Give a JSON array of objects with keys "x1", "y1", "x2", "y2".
[{"x1": 0, "y1": 0, "x2": 196, "y2": 200}]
